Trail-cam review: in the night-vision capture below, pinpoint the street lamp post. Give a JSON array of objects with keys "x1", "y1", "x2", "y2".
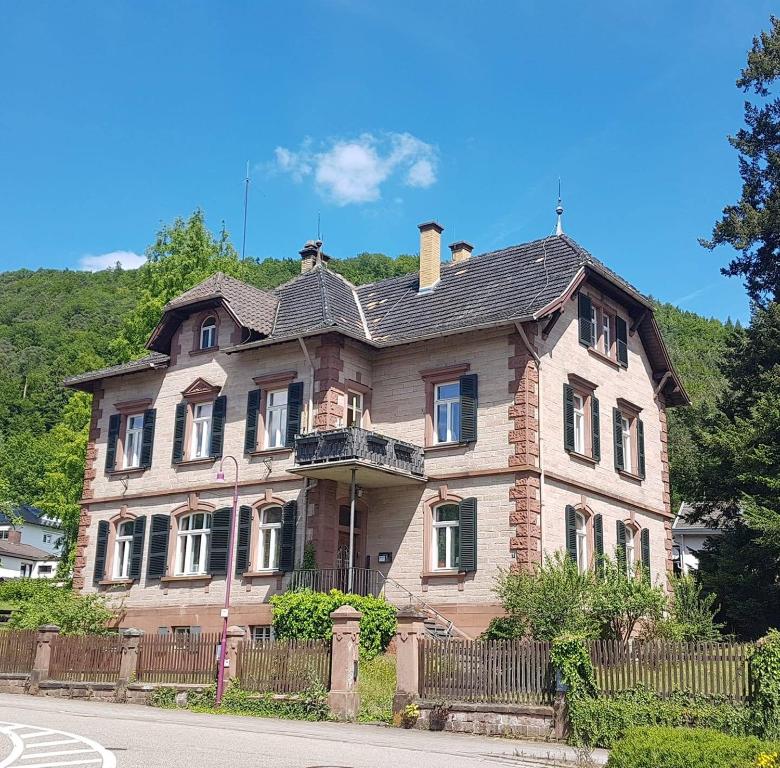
[{"x1": 215, "y1": 455, "x2": 239, "y2": 707}]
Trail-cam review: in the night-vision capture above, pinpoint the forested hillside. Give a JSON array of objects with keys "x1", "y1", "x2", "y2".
[{"x1": 0, "y1": 211, "x2": 727, "y2": 570}]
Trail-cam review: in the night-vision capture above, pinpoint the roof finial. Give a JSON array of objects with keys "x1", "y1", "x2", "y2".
[{"x1": 555, "y1": 178, "x2": 564, "y2": 236}]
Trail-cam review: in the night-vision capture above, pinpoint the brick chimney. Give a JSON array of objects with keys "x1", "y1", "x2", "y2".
[
  {"x1": 418, "y1": 221, "x2": 443, "y2": 293},
  {"x1": 299, "y1": 240, "x2": 330, "y2": 273},
  {"x1": 6, "y1": 529, "x2": 21, "y2": 544},
  {"x1": 449, "y1": 241, "x2": 473, "y2": 263}
]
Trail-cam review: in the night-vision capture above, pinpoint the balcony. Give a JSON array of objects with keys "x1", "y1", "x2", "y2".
[
  {"x1": 291, "y1": 427, "x2": 426, "y2": 487},
  {"x1": 288, "y1": 567, "x2": 383, "y2": 598}
]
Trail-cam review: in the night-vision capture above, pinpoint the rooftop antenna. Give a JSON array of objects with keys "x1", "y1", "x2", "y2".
[
  {"x1": 241, "y1": 161, "x2": 250, "y2": 259},
  {"x1": 555, "y1": 179, "x2": 564, "y2": 236},
  {"x1": 317, "y1": 211, "x2": 321, "y2": 241}
]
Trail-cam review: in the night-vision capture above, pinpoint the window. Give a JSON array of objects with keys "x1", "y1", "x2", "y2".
[
  {"x1": 42, "y1": 533, "x2": 52, "y2": 544},
  {"x1": 200, "y1": 317, "x2": 217, "y2": 350},
  {"x1": 113, "y1": 520, "x2": 134, "y2": 579},
  {"x1": 602, "y1": 313, "x2": 611, "y2": 355},
  {"x1": 0, "y1": 529, "x2": 8, "y2": 540},
  {"x1": 250, "y1": 625, "x2": 274, "y2": 643},
  {"x1": 20, "y1": 563, "x2": 32, "y2": 578},
  {"x1": 175, "y1": 513, "x2": 211, "y2": 575},
  {"x1": 37, "y1": 565, "x2": 52, "y2": 575},
  {"x1": 265, "y1": 389, "x2": 288, "y2": 449},
  {"x1": 434, "y1": 382, "x2": 461, "y2": 444},
  {"x1": 172, "y1": 625, "x2": 201, "y2": 649},
  {"x1": 625, "y1": 531, "x2": 636, "y2": 577},
  {"x1": 432, "y1": 503, "x2": 459, "y2": 570},
  {"x1": 573, "y1": 393, "x2": 586, "y2": 454},
  {"x1": 346, "y1": 391, "x2": 363, "y2": 428},
  {"x1": 124, "y1": 413, "x2": 144, "y2": 469},
  {"x1": 191, "y1": 402, "x2": 213, "y2": 460},
  {"x1": 575, "y1": 511, "x2": 588, "y2": 573},
  {"x1": 257, "y1": 506, "x2": 282, "y2": 571},
  {"x1": 621, "y1": 415, "x2": 632, "y2": 472},
  {"x1": 590, "y1": 305, "x2": 598, "y2": 346}
]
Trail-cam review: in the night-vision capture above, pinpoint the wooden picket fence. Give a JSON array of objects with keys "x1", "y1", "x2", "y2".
[
  {"x1": 136, "y1": 632, "x2": 219, "y2": 684},
  {"x1": 0, "y1": 630, "x2": 37, "y2": 674},
  {"x1": 48, "y1": 634, "x2": 122, "y2": 682},
  {"x1": 419, "y1": 638, "x2": 554, "y2": 705},
  {"x1": 590, "y1": 640, "x2": 752, "y2": 701},
  {"x1": 236, "y1": 639, "x2": 331, "y2": 693}
]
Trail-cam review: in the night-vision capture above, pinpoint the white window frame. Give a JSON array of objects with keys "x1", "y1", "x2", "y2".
[
  {"x1": 113, "y1": 520, "x2": 134, "y2": 579},
  {"x1": 42, "y1": 533, "x2": 52, "y2": 544},
  {"x1": 433, "y1": 381, "x2": 461, "y2": 445},
  {"x1": 590, "y1": 305, "x2": 598, "y2": 346},
  {"x1": 621, "y1": 415, "x2": 633, "y2": 473},
  {"x1": 124, "y1": 413, "x2": 145, "y2": 469},
  {"x1": 432, "y1": 503, "x2": 460, "y2": 571},
  {"x1": 175, "y1": 513, "x2": 211, "y2": 576},
  {"x1": 625, "y1": 530, "x2": 636, "y2": 576},
  {"x1": 346, "y1": 390, "x2": 363, "y2": 428},
  {"x1": 0, "y1": 528, "x2": 8, "y2": 540},
  {"x1": 573, "y1": 393, "x2": 586, "y2": 454},
  {"x1": 250, "y1": 625, "x2": 274, "y2": 643},
  {"x1": 257, "y1": 506, "x2": 282, "y2": 572},
  {"x1": 265, "y1": 389, "x2": 288, "y2": 449},
  {"x1": 575, "y1": 511, "x2": 588, "y2": 574},
  {"x1": 200, "y1": 317, "x2": 217, "y2": 350},
  {"x1": 191, "y1": 402, "x2": 213, "y2": 460},
  {"x1": 602, "y1": 312, "x2": 611, "y2": 355}
]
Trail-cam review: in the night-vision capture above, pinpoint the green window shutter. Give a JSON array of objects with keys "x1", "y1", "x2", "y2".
[
  {"x1": 641, "y1": 528, "x2": 651, "y2": 582},
  {"x1": 616, "y1": 316, "x2": 628, "y2": 367},
  {"x1": 565, "y1": 505, "x2": 577, "y2": 563},
  {"x1": 285, "y1": 382, "x2": 304, "y2": 448},
  {"x1": 208, "y1": 507, "x2": 232, "y2": 575},
  {"x1": 235, "y1": 505, "x2": 252, "y2": 575},
  {"x1": 171, "y1": 402, "x2": 187, "y2": 464},
  {"x1": 458, "y1": 497, "x2": 478, "y2": 572},
  {"x1": 593, "y1": 514, "x2": 604, "y2": 575},
  {"x1": 244, "y1": 390, "x2": 261, "y2": 454},
  {"x1": 563, "y1": 384, "x2": 575, "y2": 452},
  {"x1": 279, "y1": 500, "x2": 298, "y2": 572},
  {"x1": 616, "y1": 520, "x2": 627, "y2": 574},
  {"x1": 613, "y1": 408, "x2": 624, "y2": 471},
  {"x1": 140, "y1": 409, "x2": 156, "y2": 469},
  {"x1": 637, "y1": 419, "x2": 646, "y2": 479},
  {"x1": 578, "y1": 293, "x2": 593, "y2": 346},
  {"x1": 147, "y1": 514, "x2": 170, "y2": 579},
  {"x1": 129, "y1": 516, "x2": 146, "y2": 580},
  {"x1": 210, "y1": 395, "x2": 227, "y2": 459},
  {"x1": 105, "y1": 414, "x2": 121, "y2": 472},
  {"x1": 93, "y1": 520, "x2": 109, "y2": 582},
  {"x1": 591, "y1": 396, "x2": 601, "y2": 461},
  {"x1": 459, "y1": 374, "x2": 479, "y2": 443}
]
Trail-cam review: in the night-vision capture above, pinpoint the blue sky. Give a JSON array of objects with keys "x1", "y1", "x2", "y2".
[{"x1": 0, "y1": 1, "x2": 773, "y2": 322}]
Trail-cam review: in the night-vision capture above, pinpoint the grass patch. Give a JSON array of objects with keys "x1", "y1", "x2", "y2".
[{"x1": 358, "y1": 653, "x2": 396, "y2": 723}]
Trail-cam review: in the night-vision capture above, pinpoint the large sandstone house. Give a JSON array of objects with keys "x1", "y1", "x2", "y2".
[{"x1": 64, "y1": 223, "x2": 688, "y2": 638}]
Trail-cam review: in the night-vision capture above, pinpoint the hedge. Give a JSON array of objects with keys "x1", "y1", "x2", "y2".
[{"x1": 606, "y1": 727, "x2": 780, "y2": 768}]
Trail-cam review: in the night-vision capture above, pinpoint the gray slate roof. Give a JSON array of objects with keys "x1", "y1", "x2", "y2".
[
  {"x1": 0, "y1": 504, "x2": 61, "y2": 529},
  {"x1": 62, "y1": 351, "x2": 170, "y2": 390},
  {"x1": 0, "y1": 540, "x2": 57, "y2": 562},
  {"x1": 673, "y1": 502, "x2": 728, "y2": 532}
]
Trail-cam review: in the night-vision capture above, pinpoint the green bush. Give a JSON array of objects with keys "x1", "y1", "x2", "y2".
[
  {"x1": 650, "y1": 576, "x2": 724, "y2": 642},
  {"x1": 570, "y1": 687, "x2": 751, "y2": 748},
  {"x1": 550, "y1": 632, "x2": 597, "y2": 699},
  {"x1": 749, "y1": 630, "x2": 780, "y2": 739},
  {"x1": 606, "y1": 726, "x2": 779, "y2": 768},
  {"x1": 358, "y1": 653, "x2": 396, "y2": 723},
  {"x1": 270, "y1": 589, "x2": 396, "y2": 659},
  {"x1": 481, "y1": 616, "x2": 525, "y2": 640}
]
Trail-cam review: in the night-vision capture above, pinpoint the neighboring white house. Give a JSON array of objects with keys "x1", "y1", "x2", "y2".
[
  {"x1": 0, "y1": 505, "x2": 62, "y2": 579},
  {"x1": 672, "y1": 502, "x2": 724, "y2": 575}
]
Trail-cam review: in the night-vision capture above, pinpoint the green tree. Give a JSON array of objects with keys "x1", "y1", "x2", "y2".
[{"x1": 701, "y1": 16, "x2": 780, "y2": 306}]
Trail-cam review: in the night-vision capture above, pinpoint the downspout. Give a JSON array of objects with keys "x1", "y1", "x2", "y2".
[
  {"x1": 515, "y1": 321, "x2": 544, "y2": 561},
  {"x1": 298, "y1": 336, "x2": 316, "y2": 567}
]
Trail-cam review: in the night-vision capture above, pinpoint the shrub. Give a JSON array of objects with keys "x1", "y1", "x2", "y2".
[
  {"x1": 481, "y1": 616, "x2": 525, "y2": 640},
  {"x1": 270, "y1": 589, "x2": 396, "y2": 659},
  {"x1": 650, "y1": 575, "x2": 724, "y2": 641},
  {"x1": 606, "y1": 726, "x2": 780, "y2": 768},
  {"x1": 357, "y1": 653, "x2": 396, "y2": 724},
  {"x1": 570, "y1": 687, "x2": 751, "y2": 748},
  {"x1": 749, "y1": 630, "x2": 780, "y2": 739},
  {"x1": 550, "y1": 632, "x2": 597, "y2": 699}
]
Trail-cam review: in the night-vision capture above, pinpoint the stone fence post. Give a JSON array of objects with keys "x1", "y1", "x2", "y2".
[
  {"x1": 328, "y1": 605, "x2": 362, "y2": 720},
  {"x1": 224, "y1": 626, "x2": 246, "y2": 683},
  {"x1": 29, "y1": 624, "x2": 59, "y2": 694},
  {"x1": 116, "y1": 628, "x2": 143, "y2": 702},
  {"x1": 392, "y1": 606, "x2": 427, "y2": 715}
]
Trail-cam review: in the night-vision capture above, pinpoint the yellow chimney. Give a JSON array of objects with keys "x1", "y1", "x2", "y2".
[
  {"x1": 449, "y1": 240, "x2": 474, "y2": 263},
  {"x1": 418, "y1": 221, "x2": 443, "y2": 292}
]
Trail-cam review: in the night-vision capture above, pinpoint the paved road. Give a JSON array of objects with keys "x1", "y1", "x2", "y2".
[{"x1": 0, "y1": 694, "x2": 606, "y2": 768}]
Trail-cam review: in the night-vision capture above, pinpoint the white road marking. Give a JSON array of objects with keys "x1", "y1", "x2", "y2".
[{"x1": 0, "y1": 723, "x2": 115, "y2": 768}]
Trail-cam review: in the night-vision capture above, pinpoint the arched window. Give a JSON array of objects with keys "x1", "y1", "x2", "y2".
[
  {"x1": 176, "y1": 512, "x2": 211, "y2": 575},
  {"x1": 575, "y1": 511, "x2": 588, "y2": 574},
  {"x1": 432, "y1": 503, "x2": 460, "y2": 570},
  {"x1": 113, "y1": 520, "x2": 135, "y2": 579},
  {"x1": 200, "y1": 316, "x2": 217, "y2": 350},
  {"x1": 625, "y1": 526, "x2": 636, "y2": 577},
  {"x1": 257, "y1": 506, "x2": 282, "y2": 571}
]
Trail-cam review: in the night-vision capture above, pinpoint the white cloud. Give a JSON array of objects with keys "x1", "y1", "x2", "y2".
[
  {"x1": 273, "y1": 132, "x2": 438, "y2": 205},
  {"x1": 78, "y1": 250, "x2": 146, "y2": 271}
]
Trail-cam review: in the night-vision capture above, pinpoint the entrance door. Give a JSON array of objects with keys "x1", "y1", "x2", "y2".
[{"x1": 336, "y1": 505, "x2": 363, "y2": 592}]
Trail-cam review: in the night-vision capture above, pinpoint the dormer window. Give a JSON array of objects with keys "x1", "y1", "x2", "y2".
[{"x1": 200, "y1": 316, "x2": 217, "y2": 350}]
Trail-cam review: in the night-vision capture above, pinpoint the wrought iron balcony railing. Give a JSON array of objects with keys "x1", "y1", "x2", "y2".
[{"x1": 288, "y1": 567, "x2": 383, "y2": 598}]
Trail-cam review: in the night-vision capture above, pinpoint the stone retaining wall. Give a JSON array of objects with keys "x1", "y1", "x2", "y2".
[{"x1": 417, "y1": 700, "x2": 555, "y2": 740}]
